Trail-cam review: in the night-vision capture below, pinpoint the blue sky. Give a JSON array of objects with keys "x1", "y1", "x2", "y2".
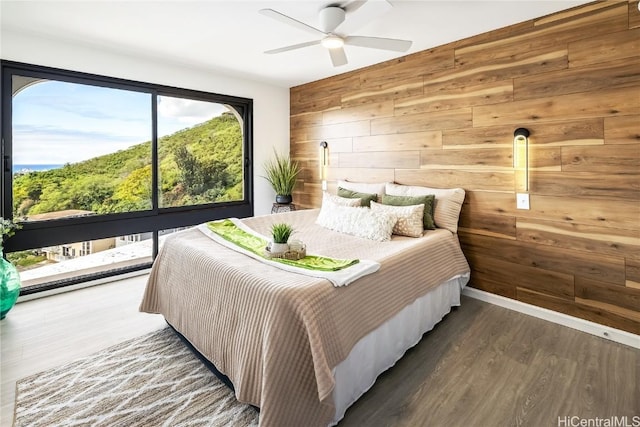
[{"x1": 12, "y1": 80, "x2": 228, "y2": 165}]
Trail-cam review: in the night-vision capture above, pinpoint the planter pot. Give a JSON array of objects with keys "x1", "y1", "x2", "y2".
[
  {"x1": 268, "y1": 242, "x2": 289, "y2": 255},
  {"x1": 1, "y1": 258, "x2": 21, "y2": 320},
  {"x1": 275, "y1": 194, "x2": 292, "y2": 204}
]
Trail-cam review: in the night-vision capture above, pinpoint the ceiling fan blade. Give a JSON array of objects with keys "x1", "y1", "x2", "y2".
[
  {"x1": 337, "y1": 0, "x2": 392, "y2": 34},
  {"x1": 345, "y1": 35, "x2": 412, "y2": 52},
  {"x1": 265, "y1": 40, "x2": 321, "y2": 54},
  {"x1": 329, "y1": 47, "x2": 348, "y2": 67},
  {"x1": 259, "y1": 8, "x2": 326, "y2": 36}
]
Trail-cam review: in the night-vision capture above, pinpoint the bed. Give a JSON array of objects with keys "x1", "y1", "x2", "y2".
[{"x1": 140, "y1": 182, "x2": 470, "y2": 427}]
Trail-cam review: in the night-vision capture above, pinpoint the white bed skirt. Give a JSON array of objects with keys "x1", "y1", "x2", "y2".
[{"x1": 330, "y1": 273, "x2": 470, "y2": 425}]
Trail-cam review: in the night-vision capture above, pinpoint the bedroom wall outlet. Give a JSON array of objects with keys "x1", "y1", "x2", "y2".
[
  {"x1": 516, "y1": 193, "x2": 530, "y2": 210},
  {"x1": 322, "y1": 180, "x2": 328, "y2": 191}
]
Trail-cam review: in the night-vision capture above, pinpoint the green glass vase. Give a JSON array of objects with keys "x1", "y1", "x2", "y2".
[{"x1": 1, "y1": 257, "x2": 21, "y2": 320}]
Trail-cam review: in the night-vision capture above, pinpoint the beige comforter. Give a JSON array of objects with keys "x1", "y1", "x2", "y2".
[{"x1": 139, "y1": 209, "x2": 470, "y2": 427}]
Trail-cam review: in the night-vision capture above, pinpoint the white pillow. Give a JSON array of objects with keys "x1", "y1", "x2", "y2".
[
  {"x1": 337, "y1": 180, "x2": 389, "y2": 202},
  {"x1": 385, "y1": 183, "x2": 465, "y2": 233},
  {"x1": 316, "y1": 199, "x2": 396, "y2": 242},
  {"x1": 322, "y1": 191, "x2": 361, "y2": 207},
  {"x1": 370, "y1": 201, "x2": 424, "y2": 238}
]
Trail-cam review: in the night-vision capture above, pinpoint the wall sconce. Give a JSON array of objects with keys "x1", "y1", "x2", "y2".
[
  {"x1": 319, "y1": 141, "x2": 329, "y2": 190},
  {"x1": 513, "y1": 127, "x2": 530, "y2": 209}
]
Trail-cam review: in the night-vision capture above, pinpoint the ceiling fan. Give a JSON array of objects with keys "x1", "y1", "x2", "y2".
[{"x1": 259, "y1": 1, "x2": 412, "y2": 67}]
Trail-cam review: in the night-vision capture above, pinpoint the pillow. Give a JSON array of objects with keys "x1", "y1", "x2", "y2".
[
  {"x1": 337, "y1": 180, "x2": 388, "y2": 202},
  {"x1": 316, "y1": 199, "x2": 396, "y2": 242},
  {"x1": 370, "y1": 201, "x2": 424, "y2": 238},
  {"x1": 337, "y1": 187, "x2": 377, "y2": 208},
  {"x1": 385, "y1": 183, "x2": 465, "y2": 233},
  {"x1": 382, "y1": 194, "x2": 435, "y2": 230},
  {"x1": 322, "y1": 191, "x2": 361, "y2": 207}
]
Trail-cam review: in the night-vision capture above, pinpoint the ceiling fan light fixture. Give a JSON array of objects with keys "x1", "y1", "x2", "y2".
[{"x1": 321, "y1": 35, "x2": 344, "y2": 49}]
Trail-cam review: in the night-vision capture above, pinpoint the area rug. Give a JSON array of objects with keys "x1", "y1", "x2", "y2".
[{"x1": 13, "y1": 328, "x2": 259, "y2": 427}]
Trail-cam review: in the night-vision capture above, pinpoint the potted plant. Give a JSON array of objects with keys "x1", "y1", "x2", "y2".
[
  {"x1": 262, "y1": 149, "x2": 300, "y2": 205},
  {"x1": 268, "y1": 222, "x2": 293, "y2": 254},
  {"x1": 1, "y1": 217, "x2": 22, "y2": 320}
]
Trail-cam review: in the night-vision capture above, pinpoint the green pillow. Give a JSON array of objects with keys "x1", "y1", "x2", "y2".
[
  {"x1": 382, "y1": 194, "x2": 436, "y2": 230},
  {"x1": 337, "y1": 187, "x2": 377, "y2": 208}
]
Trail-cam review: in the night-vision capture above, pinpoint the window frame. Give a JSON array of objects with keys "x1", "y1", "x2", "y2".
[{"x1": 1, "y1": 60, "x2": 254, "y2": 294}]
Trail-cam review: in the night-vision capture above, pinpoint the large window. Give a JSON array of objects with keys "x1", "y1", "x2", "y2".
[{"x1": 1, "y1": 61, "x2": 253, "y2": 294}]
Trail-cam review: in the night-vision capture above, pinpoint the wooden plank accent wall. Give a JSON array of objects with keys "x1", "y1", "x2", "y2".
[{"x1": 289, "y1": 0, "x2": 640, "y2": 334}]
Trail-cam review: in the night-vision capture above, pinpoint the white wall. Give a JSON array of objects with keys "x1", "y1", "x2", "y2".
[{"x1": 0, "y1": 30, "x2": 290, "y2": 216}]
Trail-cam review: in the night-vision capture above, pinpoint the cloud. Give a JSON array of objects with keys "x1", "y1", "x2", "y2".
[
  {"x1": 158, "y1": 96, "x2": 228, "y2": 124},
  {"x1": 12, "y1": 124, "x2": 148, "y2": 164}
]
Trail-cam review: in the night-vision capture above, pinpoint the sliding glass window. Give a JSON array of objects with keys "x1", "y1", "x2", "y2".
[{"x1": 1, "y1": 61, "x2": 253, "y2": 294}]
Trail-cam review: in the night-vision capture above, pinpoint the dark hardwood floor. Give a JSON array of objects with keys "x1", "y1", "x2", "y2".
[{"x1": 339, "y1": 296, "x2": 639, "y2": 427}]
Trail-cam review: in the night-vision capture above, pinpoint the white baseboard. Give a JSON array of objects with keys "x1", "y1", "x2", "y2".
[{"x1": 462, "y1": 287, "x2": 640, "y2": 350}]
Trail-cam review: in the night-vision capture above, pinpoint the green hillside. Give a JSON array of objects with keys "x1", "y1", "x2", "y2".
[{"x1": 13, "y1": 112, "x2": 243, "y2": 217}]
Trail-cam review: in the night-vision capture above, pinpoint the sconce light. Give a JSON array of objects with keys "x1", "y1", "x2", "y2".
[
  {"x1": 513, "y1": 127, "x2": 530, "y2": 192},
  {"x1": 319, "y1": 141, "x2": 329, "y2": 189}
]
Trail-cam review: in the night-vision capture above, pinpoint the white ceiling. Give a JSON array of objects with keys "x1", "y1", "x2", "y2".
[{"x1": 1, "y1": 0, "x2": 591, "y2": 88}]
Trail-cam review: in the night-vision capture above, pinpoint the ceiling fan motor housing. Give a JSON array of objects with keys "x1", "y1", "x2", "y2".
[{"x1": 320, "y1": 6, "x2": 346, "y2": 32}]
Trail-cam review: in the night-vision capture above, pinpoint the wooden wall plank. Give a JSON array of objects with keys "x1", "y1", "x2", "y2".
[
  {"x1": 325, "y1": 167, "x2": 395, "y2": 183},
  {"x1": 291, "y1": 74, "x2": 361, "y2": 115},
  {"x1": 395, "y1": 169, "x2": 514, "y2": 192},
  {"x1": 568, "y1": 28, "x2": 640, "y2": 68},
  {"x1": 429, "y1": 48, "x2": 567, "y2": 90},
  {"x1": 338, "y1": 151, "x2": 420, "y2": 169},
  {"x1": 525, "y1": 195, "x2": 640, "y2": 231},
  {"x1": 516, "y1": 218, "x2": 640, "y2": 260},
  {"x1": 514, "y1": 59, "x2": 640, "y2": 100},
  {"x1": 561, "y1": 144, "x2": 640, "y2": 172},
  {"x1": 461, "y1": 191, "x2": 640, "y2": 232},
  {"x1": 516, "y1": 288, "x2": 577, "y2": 317},
  {"x1": 604, "y1": 115, "x2": 640, "y2": 144},
  {"x1": 341, "y1": 77, "x2": 423, "y2": 108},
  {"x1": 458, "y1": 212, "x2": 516, "y2": 239},
  {"x1": 573, "y1": 300, "x2": 640, "y2": 333},
  {"x1": 291, "y1": 112, "x2": 322, "y2": 130},
  {"x1": 371, "y1": 108, "x2": 472, "y2": 135},
  {"x1": 322, "y1": 101, "x2": 394, "y2": 125},
  {"x1": 575, "y1": 276, "x2": 640, "y2": 312},
  {"x1": 530, "y1": 171, "x2": 640, "y2": 201},
  {"x1": 473, "y1": 86, "x2": 640, "y2": 127},
  {"x1": 468, "y1": 277, "x2": 516, "y2": 299},
  {"x1": 466, "y1": 251, "x2": 574, "y2": 299},
  {"x1": 303, "y1": 120, "x2": 370, "y2": 140},
  {"x1": 353, "y1": 132, "x2": 442, "y2": 152},
  {"x1": 420, "y1": 148, "x2": 512, "y2": 170},
  {"x1": 627, "y1": 258, "x2": 640, "y2": 289},
  {"x1": 395, "y1": 80, "x2": 513, "y2": 115},
  {"x1": 459, "y1": 232, "x2": 626, "y2": 285}
]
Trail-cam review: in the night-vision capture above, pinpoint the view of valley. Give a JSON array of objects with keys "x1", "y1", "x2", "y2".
[{"x1": 12, "y1": 112, "x2": 244, "y2": 219}]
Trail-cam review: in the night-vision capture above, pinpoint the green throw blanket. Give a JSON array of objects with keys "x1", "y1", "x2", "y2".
[{"x1": 206, "y1": 219, "x2": 359, "y2": 271}]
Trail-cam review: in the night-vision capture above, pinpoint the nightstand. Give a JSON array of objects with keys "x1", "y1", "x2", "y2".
[{"x1": 271, "y1": 203, "x2": 296, "y2": 214}]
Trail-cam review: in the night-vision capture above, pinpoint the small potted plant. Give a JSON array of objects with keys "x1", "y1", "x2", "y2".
[
  {"x1": 268, "y1": 222, "x2": 293, "y2": 254},
  {"x1": 262, "y1": 149, "x2": 300, "y2": 205},
  {"x1": 1, "y1": 217, "x2": 22, "y2": 320}
]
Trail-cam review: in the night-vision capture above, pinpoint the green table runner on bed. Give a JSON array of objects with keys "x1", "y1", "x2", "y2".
[{"x1": 206, "y1": 219, "x2": 359, "y2": 271}]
